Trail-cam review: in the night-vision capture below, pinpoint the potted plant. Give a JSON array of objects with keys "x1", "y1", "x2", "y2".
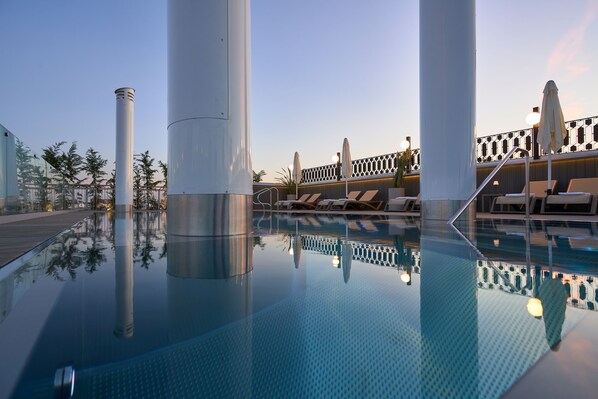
[
  {"x1": 276, "y1": 167, "x2": 296, "y2": 200},
  {"x1": 389, "y1": 149, "x2": 410, "y2": 199}
]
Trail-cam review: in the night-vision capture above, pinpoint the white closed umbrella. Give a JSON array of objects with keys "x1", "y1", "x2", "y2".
[
  {"x1": 537, "y1": 80, "x2": 567, "y2": 194},
  {"x1": 292, "y1": 152, "x2": 302, "y2": 198},
  {"x1": 342, "y1": 138, "x2": 352, "y2": 197}
]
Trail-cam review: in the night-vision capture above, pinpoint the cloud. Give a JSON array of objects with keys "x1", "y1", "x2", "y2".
[{"x1": 547, "y1": 0, "x2": 598, "y2": 79}]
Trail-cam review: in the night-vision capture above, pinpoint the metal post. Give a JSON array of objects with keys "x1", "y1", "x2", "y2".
[
  {"x1": 524, "y1": 153, "x2": 530, "y2": 219},
  {"x1": 406, "y1": 136, "x2": 412, "y2": 173},
  {"x1": 532, "y1": 106, "x2": 540, "y2": 160},
  {"x1": 336, "y1": 152, "x2": 341, "y2": 181}
]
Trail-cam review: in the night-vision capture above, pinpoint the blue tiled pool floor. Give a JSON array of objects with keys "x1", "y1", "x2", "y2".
[{"x1": 1, "y1": 213, "x2": 597, "y2": 398}]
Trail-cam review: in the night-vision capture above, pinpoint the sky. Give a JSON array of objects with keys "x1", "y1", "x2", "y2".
[{"x1": 1, "y1": 0, "x2": 597, "y2": 182}]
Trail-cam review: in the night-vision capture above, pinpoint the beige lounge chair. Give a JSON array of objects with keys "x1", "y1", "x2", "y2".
[
  {"x1": 541, "y1": 177, "x2": 598, "y2": 215},
  {"x1": 329, "y1": 190, "x2": 382, "y2": 211},
  {"x1": 316, "y1": 191, "x2": 361, "y2": 211},
  {"x1": 491, "y1": 180, "x2": 556, "y2": 214},
  {"x1": 288, "y1": 193, "x2": 322, "y2": 210},
  {"x1": 386, "y1": 194, "x2": 420, "y2": 212},
  {"x1": 275, "y1": 193, "x2": 310, "y2": 209}
]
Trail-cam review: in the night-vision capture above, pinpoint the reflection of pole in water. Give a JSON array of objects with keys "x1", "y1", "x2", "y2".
[
  {"x1": 420, "y1": 221, "x2": 479, "y2": 398},
  {"x1": 114, "y1": 215, "x2": 134, "y2": 338},
  {"x1": 166, "y1": 234, "x2": 253, "y2": 396},
  {"x1": 0, "y1": 275, "x2": 14, "y2": 324}
]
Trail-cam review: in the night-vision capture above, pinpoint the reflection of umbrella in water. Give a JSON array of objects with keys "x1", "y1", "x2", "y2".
[
  {"x1": 538, "y1": 276, "x2": 567, "y2": 351},
  {"x1": 537, "y1": 80, "x2": 567, "y2": 195},
  {"x1": 342, "y1": 138, "x2": 352, "y2": 197},
  {"x1": 539, "y1": 232, "x2": 568, "y2": 350},
  {"x1": 341, "y1": 243, "x2": 352, "y2": 284},
  {"x1": 293, "y1": 235, "x2": 302, "y2": 269}
]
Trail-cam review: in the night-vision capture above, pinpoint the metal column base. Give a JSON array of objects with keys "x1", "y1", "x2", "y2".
[
  {"x1": 422, "y1": 199, "x2": 476, "y2": 222},
  {"x1": 168, "y1": 194, "x2": 252, "y2": 236},
  {"x1": 115, "y1": 204, "x2": 133, "y2": 214}
]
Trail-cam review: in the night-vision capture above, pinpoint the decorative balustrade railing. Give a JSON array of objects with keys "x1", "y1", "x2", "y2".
[
  {"x1": 300, "y1": 234, "x2": 598, "y2": 311},
  {"x1": 300, "y1": 115, "x2": 598, "y2": 184},
  {"x1": 476, "y1": 115, "x2": 598, "y2": 163},
  {"x1": 301, "y1": 149, "x2": 422, "y2": 184}
]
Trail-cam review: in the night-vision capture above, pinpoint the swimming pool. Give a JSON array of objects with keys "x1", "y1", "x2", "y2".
[{"x1": 1, "y1": 212, "x2": 597, "y2": 398}]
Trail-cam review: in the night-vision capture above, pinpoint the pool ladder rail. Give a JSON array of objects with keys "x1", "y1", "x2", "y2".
[
  {"x1": 253, "y1": 187, "x2": 280, "y2": 211},
  {"x1": 448, "y1": 147, "x2": 531, "y2": 225}
]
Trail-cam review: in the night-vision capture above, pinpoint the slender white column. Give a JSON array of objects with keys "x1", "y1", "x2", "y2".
[
  {"x1": 167, "y1": 0, "x2": 252, "y2": 236},
  {"x1": 420, "y1": 0, "x2": 476, "y2": 221},
  {"x1": 115, "y1": 87, "x2": 135, "y2": 213},
  {"x1": 114, "y1": 214, "x2": 134, "y2": 338}
]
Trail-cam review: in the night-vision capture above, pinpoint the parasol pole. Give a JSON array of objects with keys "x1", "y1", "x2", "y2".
[{"x1": 547, "y1": 150, "x2": 552, "y2": 195}]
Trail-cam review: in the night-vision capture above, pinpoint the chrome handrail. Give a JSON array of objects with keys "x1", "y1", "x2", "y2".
[
  {"x1": 253, "y1": 187, "x2": 280, "y2": 211},
  {"x1": 448, "y1": 147, "x2": 530, "y2": 225},
  {"x1": 448, "y1": 223, "x2": 522, "y2": 293}
]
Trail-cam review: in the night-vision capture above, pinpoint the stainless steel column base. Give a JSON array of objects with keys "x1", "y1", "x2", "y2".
[
  {"x1": 167, "y1": 234, "x2": 253, "y2": 279},
  {"x1": 168, "y1": 193, "x2": 252, "y2": 236},
  {"x1": 422, "y1": 199, "x2": 476, "y2": 222},
  {"x1": 115, "y1": 204, "x2": 133, "y2": 214}
]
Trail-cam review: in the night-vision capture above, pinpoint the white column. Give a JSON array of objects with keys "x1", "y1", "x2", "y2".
[
  {"x1": 114, "y1": 214, "x2": 134, "y2": 338},
  {"x1": 167, "y1": 0, "x2": 252, "y2": 236},
  {"x1": 420, "y1": 0, "x2": 476, "y2": 221},
  {"x1": 115, "y1": 87, "x2": 135, "y2": 213}
]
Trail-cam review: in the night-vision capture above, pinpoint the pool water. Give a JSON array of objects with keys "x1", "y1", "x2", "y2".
[{"x1": 1, "y1": 212, "x2": 597, "y2": 398}]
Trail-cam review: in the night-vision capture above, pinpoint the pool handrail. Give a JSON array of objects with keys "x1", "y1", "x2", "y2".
[
  {"x1": 254, "y1": 187, "x2": 280, "y2": 211},
  {"x1": 448, "y1": 147, "x2": 530, "y2": 225}
]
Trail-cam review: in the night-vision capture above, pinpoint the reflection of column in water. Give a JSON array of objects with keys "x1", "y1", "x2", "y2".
[
  {"x1": 420, "y1": 221, "x2": 479, "y2": 398},
  {"x1": 114, "y1": 214, "x2": 134, "y2": 338},
  {"x1": 166, "y1": 234, "x2": 252, "y2": 340},
  {"x1": 167, "y1": 234, "x2": 253, "y2": 396},
  {"x1": 0, "y1": 275, "x2": 15, "y2": 324}
]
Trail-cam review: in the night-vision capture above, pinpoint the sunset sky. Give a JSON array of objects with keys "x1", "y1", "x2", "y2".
[{"x1": 1, "y1": 0, "x2": 597, "y2": 181}]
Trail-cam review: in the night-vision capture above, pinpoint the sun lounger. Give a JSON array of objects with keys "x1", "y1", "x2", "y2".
[
  {"x1": 541, "y1": 177, "x2": 598, "y2": 215},
  {"x1": 288, "y1": 193, "x2": 322, "y2": 210},
  {"x1": 386, "y1": 194, "x2": 420, "y2": 212},
  {"x1": 316, "y1": 191, "x2": 361, "y2": 211},
  {"x1": 275, "y1": 193, "x2": 310, "y2": 210},
  {"x1": 491, "y1": 180, "x2": 556, "y2": 213},
  {"x1": 329, "y1": 190, "x2": 383, "y2": 211}
]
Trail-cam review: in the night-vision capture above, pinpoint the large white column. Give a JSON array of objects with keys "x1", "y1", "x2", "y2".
[
  {"x1": 420, "y1": 0, "x2": 476, "y2": 221},
  {"x1": 115, "y1": 87, "x2": 135, "y2": 213},
  {"x1": 167, "y1": 0, "x2": 252, "y2": 236}
]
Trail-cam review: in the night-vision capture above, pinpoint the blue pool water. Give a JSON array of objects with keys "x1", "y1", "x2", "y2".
[{"x1": 1, "y1": 212, "x2": 597, "y2": 398}]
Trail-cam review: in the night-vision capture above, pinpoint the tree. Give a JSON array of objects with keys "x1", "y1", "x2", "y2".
[
  {"x1": 135, "y1": 151, "x2": 158, "y2": 209},
  {"x1": 106, "y1": 168, "x2": 116, "y2": 211},
  {"x1": 133, "y1": 163, "x2": 143, "y2": 210},
  {"x1": 158, "y1": 160, "x2": 168, "y2": 210},
  {"x1": 393, "y1": 149, "x2": 411, "y2": 188},
  {"x1": 82, "y1": 148, "x2": 108, "y2": 209},
  {"x1": 253, "y1": 169, "x2": 266, "y2": 182},
  {"x1": 42, "y1": 141, "x2": 83, "y2": 208},
  {"x1": 15, "y1": 138, "x2": 35, "y2": 209},
  {"x1": 158, "y1": 160, "x2": 167, "y2": 188},
  {"x1": 276, "y1": 167, "x2": 296, "y2": 194}
]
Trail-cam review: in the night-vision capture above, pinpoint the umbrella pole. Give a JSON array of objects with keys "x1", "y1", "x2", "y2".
[
  {"x1": 548, "y1": 238, "x2": 554, "y2": 274},
  {"x1": 345, "y1": 179, "x2": 348, "y2": 198},
  {"x1": 296, "y1": 183, "x2": 298, "y2": 199},
  {"x1": 546, "y1": 149, "x2": 552, "y2": 195}
]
